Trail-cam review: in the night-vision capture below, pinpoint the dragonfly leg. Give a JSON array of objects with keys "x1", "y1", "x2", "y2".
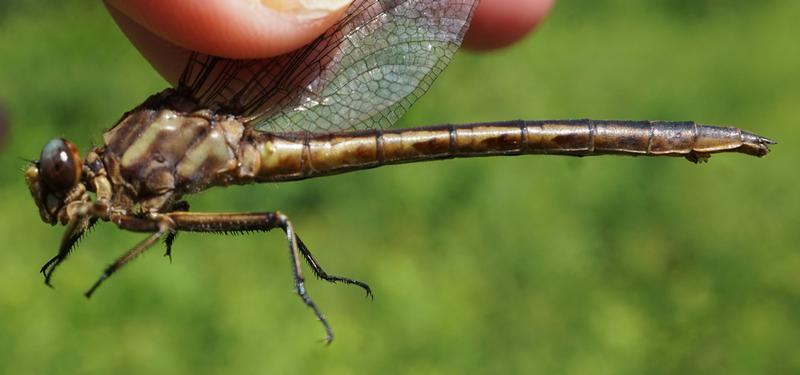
[
  {"x1": 39, "y1": 203, "x2": 104, "y2": 288},
  {"x1": 40, "y1": 215, "x2": 98, "y2": 287},
  {"x1": 164, "y1": 211, "x2": 344, "y2": 344},
  {"x1": 163, "y1": 201, "x2": 190, "y2": 261},
  {"x1": 295, "y1": 235, "x2": 372, "y2": 299},
  {"x1": 163, "y1": 233, "x2": 176, "y2": 262},
  {"x1": 84, "y1": 215, "x2": 174, "y2": 298}
]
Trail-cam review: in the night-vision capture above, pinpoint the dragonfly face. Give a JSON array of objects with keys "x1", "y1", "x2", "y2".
[{"x1": 26, "y1": 138, "x2": 87, "y2": 225}]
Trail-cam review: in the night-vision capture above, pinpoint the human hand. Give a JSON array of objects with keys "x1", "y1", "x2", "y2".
[{"x1": 105, "y1": 0, "x2": 554, "y2": 84}]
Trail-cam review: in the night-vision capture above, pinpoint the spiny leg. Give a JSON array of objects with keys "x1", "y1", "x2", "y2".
[
  {"x1": 164, "y1": 211, "x2": 368, "y2": 344},
  {"x1": 40, "y1": 217, "x2": 92, "y2": 282},
  {"x1": 85, "y1": 218, "x2": 173, "y2": 298},
  {"x1": 40, "y1": 216, "x2": 97, "y2": 287},
  {"x1": 279, "y1": 214, "x2": 334, "y2": 344},
  {"x1": 162, "y1": 201, "x2": 190, "y2": 261},
  {"x1": 164, "y1": 233, "x2": 177, "y2": 262},
  {"x1": 295, "y1": 235, "x2": 372, "y2": 299}
]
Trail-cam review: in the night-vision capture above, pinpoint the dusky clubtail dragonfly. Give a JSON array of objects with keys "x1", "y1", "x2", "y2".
[{"x1": 25, "y1": 0, "x2": 774, "y2": 343}]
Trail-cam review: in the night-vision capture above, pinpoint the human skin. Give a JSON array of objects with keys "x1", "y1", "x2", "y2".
[{"x1": 105, "y1": 0, "x2": 554, "y2": 84}]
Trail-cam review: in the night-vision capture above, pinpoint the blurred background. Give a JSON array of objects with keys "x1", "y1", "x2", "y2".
[{"x1": 1, "y1": 0, "x2": 798, "y2": 373}]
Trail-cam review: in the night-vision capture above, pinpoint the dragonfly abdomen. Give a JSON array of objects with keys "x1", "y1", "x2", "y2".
[{"x1": 250, "y1": 119, "x2": 773, "y2": 182}]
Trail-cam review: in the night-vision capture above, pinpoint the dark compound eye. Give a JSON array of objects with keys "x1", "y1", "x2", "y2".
[{"x1": 39, "y1": 138, "x2": 81, "y2": 194}]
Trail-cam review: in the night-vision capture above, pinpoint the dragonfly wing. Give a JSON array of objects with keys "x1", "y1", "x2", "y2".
[{"x1": 178, "y1": 0, "x2": 478, "y2": 133}]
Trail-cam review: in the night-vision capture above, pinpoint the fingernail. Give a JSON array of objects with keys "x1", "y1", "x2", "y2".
[{"x1": 259, "y1": 0, "x2": 352, "y2": 19}]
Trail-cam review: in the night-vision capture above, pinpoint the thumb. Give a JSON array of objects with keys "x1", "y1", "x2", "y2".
[
  {"x1": 106, "y1": 0, "x2": 351, "y2": 58},
  {"x1": 105, "y1": 0, "x2": 351, "y2": 84}
]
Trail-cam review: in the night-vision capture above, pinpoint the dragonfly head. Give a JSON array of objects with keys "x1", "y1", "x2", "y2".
[{"x1": 26, "y1": 138, "x2": 84, "y2": 225}]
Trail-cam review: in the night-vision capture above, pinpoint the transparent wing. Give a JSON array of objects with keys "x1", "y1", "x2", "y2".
[{"x1": 178, "y1": 0, "x2": 478, "y2": 133}]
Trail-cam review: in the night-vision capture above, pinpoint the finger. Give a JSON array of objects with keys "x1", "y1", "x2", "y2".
[
  {"x1": 464, "y1": 0, "x2": 555, "y2": 51},
  {"x1": 108, "y1": 0, "x2": 550, "y2": 85},
  {"x1": 106, "y1": 5, "x2": 190, "y2": 86},
  {"x1": 106, "y1": 0, "x2": 351, "y2": 59}
]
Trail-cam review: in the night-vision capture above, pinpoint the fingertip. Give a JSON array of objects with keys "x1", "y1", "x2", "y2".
[
  {"x1": 106, "y1": 3, "x2": 188, "y2": 85},
  {"x1": 464, "y1": 0, "x2": 554, "y2": 51},
  {"x1": 106, "y1": 0, "x2": 351, "y2": 59},
  {"x1": 109, "y1": 0, "x2": 551, "y2": 85}
]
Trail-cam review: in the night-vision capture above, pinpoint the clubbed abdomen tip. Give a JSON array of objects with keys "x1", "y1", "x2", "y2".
[{"x1": 741, "y1": 131, "x2": 776, "y2": 157}]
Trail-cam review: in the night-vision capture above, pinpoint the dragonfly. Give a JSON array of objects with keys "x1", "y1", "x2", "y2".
[{"x1": 25, "y1": 0, "x2": 773, "y2": 343}]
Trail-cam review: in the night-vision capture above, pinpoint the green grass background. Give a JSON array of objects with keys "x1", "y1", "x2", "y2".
[{"x1": 1, "y1": 1, "x2": 798, "y2": 373}]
